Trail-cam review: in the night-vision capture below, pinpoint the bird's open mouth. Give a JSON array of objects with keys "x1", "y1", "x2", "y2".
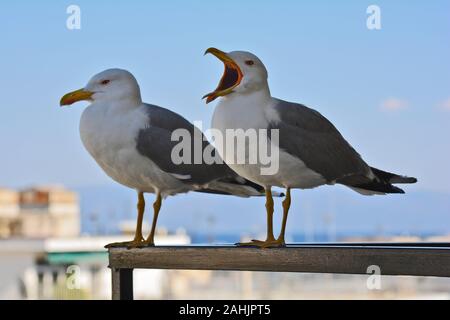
[{"x1": 203, "y1": 47, "x2": 243, "y2": 104}]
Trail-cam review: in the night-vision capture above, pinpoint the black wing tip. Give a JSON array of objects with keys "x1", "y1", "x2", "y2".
[
  {"x1": 391, "y1": 186, "x2": 406, "y2": 194},
  {"x1": 390, "y1": 176, "x2": 417, "y2": 184},
  {"x1": 351, "y1": 182, "x2": 406, "y2": 194},
  {"x1": 370, "y1": 167, "x2": 418, "y2": 185},
  {"x1": 194, "y1": 189, "x2": 232, "y2": 196},
  {"x1": 403, "y1": 177, "x2": 418, "y2": 184}
]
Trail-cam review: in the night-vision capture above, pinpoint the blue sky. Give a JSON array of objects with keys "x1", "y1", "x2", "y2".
[{"x1": 0, "y1": 1, "x2": 449, "y2": 235}]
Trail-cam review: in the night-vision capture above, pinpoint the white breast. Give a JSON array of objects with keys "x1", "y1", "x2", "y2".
[
  {"x1": 212, "y1": 94, "x2": 326, "y2": 189},
  {"x1": 79, "y1": 103, "x2": 189, "y2": 196}
]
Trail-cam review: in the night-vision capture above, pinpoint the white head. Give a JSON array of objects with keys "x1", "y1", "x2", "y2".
[
  {"x1": 203, "y1": 48, "x2": 269, "y2": 103},
  {"x1": 60, "y1": 68, "x2": 142, "y2": 107}
]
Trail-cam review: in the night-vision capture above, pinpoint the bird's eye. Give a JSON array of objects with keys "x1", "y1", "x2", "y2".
[
  {"x1": 245, "y1": 60, "x2": 254, "y2": 66},
  {"x1": 101, "y1": 80, "x2": 110, "y2": 85}
]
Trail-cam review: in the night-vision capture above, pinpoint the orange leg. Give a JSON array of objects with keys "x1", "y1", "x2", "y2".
[
  {"x1": 237, "y1": 187, "x2": 276, "y2": 247},
  {"x1": 143, "y1": 192, "x2": 162, "y2": 247},
  {"x1": 105, "y1": 191, "x2": 145, "y2": 249}
]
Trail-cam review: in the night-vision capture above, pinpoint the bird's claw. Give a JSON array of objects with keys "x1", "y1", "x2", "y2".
[
  {"x1": 235, "y1": 239, "x2": 264, "y2": 247},
  {"x1": 236, "y1": 238, "x2": 285, "y2": 248},
  {"x1": 104, "y1": 238, "x2": 145, "y2": 249},
  {"x1": 260, "y1": 239, "x2": 286, "y2": 248},
  {"x1": 142, "y1": 241, "x2": 155, "y2": 248}
]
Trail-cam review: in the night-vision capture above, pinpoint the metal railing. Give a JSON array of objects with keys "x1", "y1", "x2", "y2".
[{"x1": 108, "y1": 243, "x2": 450, "y2": 300}]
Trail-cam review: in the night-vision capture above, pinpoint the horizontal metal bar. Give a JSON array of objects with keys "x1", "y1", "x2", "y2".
[
  {"x1": 284, "y1": 242, "x2": 450, "y2": 248},
  {"x1": 108, "y1": 244, "x2": 450, "y2": 278}
]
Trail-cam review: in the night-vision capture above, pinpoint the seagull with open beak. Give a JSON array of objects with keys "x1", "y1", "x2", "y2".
[{"x1": 204, "y1": 47, "x2": 417, "y2": 248}]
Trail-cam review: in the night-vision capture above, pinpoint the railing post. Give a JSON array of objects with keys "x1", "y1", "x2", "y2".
[{"x1": 111, "y1": 268, "x2": 134, "y2": 300}]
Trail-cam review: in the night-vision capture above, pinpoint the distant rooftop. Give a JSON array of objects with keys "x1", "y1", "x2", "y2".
[{"x1": 0, "y1": 185, "x2": 80, "y2": 239}]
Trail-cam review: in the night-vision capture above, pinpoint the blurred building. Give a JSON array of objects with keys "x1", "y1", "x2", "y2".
[
  {"x1": 0, "y1": 186, "x2": 80, "y2": 238},
  {"x1": 0, "y1": 232, "x2": 191, "y2": 300},
  {"x1": 0, "y1": 188, "x2": 20, "y2": 237},
  {"x1": 0, "y1": 185, "x2": 194, "y2": 300},
  {"x1": 1, "y1": 185, "x2": 450, "y2": 300}
]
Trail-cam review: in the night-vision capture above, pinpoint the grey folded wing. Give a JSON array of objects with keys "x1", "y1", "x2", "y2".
[
  {"x1": 135, "y1": 104, "x2": 234, "y2": 185},
  {"x1": 268, "y1": 100, "x2": 371, "y2": 183}
]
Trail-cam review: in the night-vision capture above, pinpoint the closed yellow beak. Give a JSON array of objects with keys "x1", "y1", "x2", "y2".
[{"x1": 60, "y1": 88, "x2": 93, "y2": 106}]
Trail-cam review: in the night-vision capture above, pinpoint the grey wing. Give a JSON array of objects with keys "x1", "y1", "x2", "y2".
[
  {"x1": 143, "y1": 104, "x2": 199, "y2": 133},
  {"x1": 136, "y1": 104, "x2": 232, "y2": 185},
  {"x1": 269, "y1": 100, "x2": 371, "y2": 183}
]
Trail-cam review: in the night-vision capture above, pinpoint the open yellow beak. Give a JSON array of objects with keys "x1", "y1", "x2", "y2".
[
  {"x1": 203, "y1": 47, "x2": 243, "y2": 104},
  {"x1": 204, "y1": 47, "x2": 236, "y2": 65},
  {"x1": 60, "y1": 88, "x2": 93, "y2": 107}
]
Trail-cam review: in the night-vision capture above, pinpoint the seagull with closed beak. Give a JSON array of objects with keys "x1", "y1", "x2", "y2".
[
  {"x1": 204, "y1": 48, "x2": 417, "y2": 248},
  {"x1": 60, "y1": 68, "x2": 277, "y2": 248}
]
